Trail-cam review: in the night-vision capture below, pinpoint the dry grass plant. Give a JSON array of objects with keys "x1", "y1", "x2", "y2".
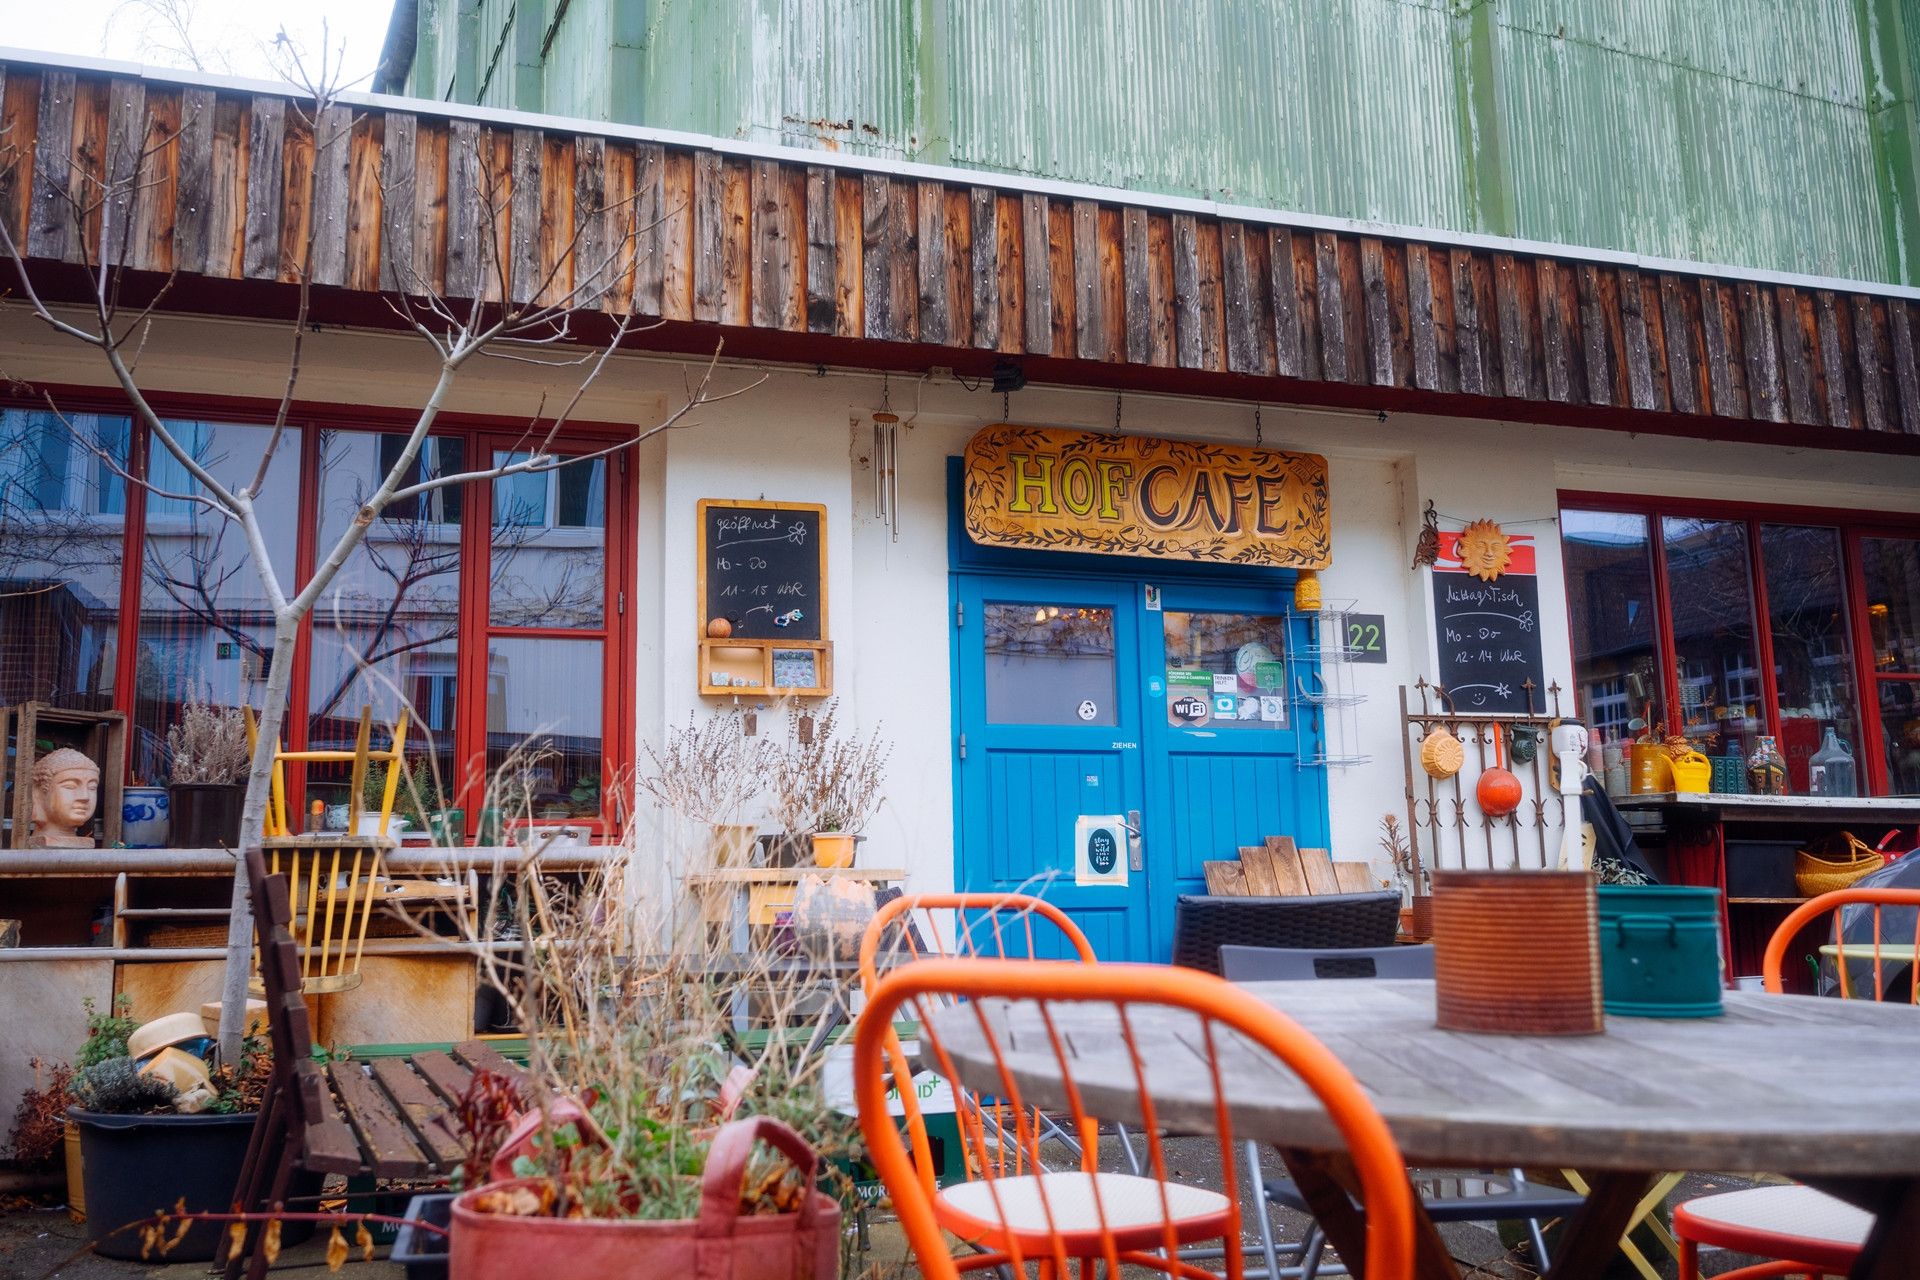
[
  {"x1": 458, "y1": 824, "x2": 863, "y2": 1228},
  {"x1": 636, "y1": 710, "x2": 770, "y2": 825},
  {"x1": 167, "y1": 701, "x2": 251, "y2": 785},
  {"x1": 769, "y1": 700, "x2": 893, "y2": 837},
  {"x1": 333, "y1": 667, "x2": 866, "y2": 1237},
  {"x1": 1379, "y1": 813, "x2": 1423, "y2": 897}
]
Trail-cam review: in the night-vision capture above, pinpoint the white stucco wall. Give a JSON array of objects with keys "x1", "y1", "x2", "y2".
[{"x1": 7, "y1": 306, "x2": 1919, "y2": 904}]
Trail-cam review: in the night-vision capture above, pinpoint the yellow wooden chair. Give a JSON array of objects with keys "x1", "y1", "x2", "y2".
[
  {"x1": 242, "y1": 706, "x2": 413, "y2": 994},
  {"x1": 243, "y1": 705, "x2": 411, "y2": 838}
]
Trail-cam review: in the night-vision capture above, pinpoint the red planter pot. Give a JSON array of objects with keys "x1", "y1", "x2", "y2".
[{"x1": 449, "y1": 1117, "x2": 840, "y2": 1280}]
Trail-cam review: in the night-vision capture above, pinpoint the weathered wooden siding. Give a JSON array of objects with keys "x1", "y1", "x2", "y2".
[{"x1": 3, "y1": 60, "x2": 1919, "y2": 444}]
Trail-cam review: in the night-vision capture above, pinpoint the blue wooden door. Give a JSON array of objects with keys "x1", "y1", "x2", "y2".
[
  {"x1": 953, "y1": 572, "x2": 1329, "y2": 961},
  {"x1": 953, "y1": 575, "x2": 1152, "y2": 960},
  {"x1": 1138, "y1": 582, "x2": 1328, "y2": 957}
]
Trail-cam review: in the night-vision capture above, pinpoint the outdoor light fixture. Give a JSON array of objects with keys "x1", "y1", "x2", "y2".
[{"x1": 990, "y1": 359, "x2": 1027, "y2": 395}]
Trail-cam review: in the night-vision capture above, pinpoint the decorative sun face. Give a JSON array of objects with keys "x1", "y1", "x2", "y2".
[{"x1": 1457, "y1": 518, "x2": 1513, "y2": 582}]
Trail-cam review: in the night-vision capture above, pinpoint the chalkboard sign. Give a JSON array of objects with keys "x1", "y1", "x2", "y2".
[
  {"x1": 698, "y1": 500, "x2": 826, "y2": 641},
  {"x1": 1430, "y1": 572, "x2": 1546, "y2": 715}
]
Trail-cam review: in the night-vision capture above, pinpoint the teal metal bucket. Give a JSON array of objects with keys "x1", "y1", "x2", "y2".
[{"x1": 1596, "y1": 885, "x2": 1724, "y2": 1018}]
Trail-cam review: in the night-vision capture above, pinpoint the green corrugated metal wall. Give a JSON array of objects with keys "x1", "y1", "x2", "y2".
[{"x1": 405, "y1": 0, "x2": 1920, "y2": 284}]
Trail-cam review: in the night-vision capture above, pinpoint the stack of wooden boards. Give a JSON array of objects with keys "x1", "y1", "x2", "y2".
[{"x1": 1201, "y1": 836, "x2": 1380, "y2": 897}]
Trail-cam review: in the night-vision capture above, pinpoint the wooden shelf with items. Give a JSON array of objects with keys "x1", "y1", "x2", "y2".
[{"x1": 699, "y1": 639, "x2": 833, "y2": 698}]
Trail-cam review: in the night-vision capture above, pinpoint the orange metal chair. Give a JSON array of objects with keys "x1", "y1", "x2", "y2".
[
  {"x1": 855, "y1": 957, "x2": 1416, "y2": 1280},
  {"x1": 857, "y1": 893, "x2": 1100, "y2": 1194},
  {"x1": 1674, "y1": 886, "x2": 1920, "y2": 1280}
]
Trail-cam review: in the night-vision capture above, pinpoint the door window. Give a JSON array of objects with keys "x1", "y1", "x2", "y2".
[
  {"x1": 984, "y1": 602, "x2": 1117, "y2": 726},
  {"x1": 1162, "y1": 611, "x2": 1288, "y2": 729}
]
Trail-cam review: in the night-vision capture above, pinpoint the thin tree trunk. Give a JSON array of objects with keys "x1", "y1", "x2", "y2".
[{"x1": 216, "y1": 611, "x2": 301, "y2": 1064}]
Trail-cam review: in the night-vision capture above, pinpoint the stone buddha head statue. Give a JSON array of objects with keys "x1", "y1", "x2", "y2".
[{"x1": 30, "y1": 747, "x2": 100, "y2": 848}]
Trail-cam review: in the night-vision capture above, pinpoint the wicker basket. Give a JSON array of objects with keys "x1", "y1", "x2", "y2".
[{"x1": 1794, "y1": 833, "x2": 1885, "y2": 897}]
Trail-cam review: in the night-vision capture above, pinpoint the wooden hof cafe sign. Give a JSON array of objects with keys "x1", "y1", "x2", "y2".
[{"x1": 962, "y1": 425, "x2": 1330, "y2": 567}]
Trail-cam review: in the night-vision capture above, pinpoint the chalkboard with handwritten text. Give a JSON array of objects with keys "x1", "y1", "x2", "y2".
[
  {"x1": 698, "y1": 501, "x2": 826, "y2": 641},
  {"x1": 1430, "y1": 572, "x2": 1545, "y2": 715}
]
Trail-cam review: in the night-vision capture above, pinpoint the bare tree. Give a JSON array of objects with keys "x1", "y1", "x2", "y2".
[{"x1": 0, "y1": 50, "x2": 761, "y2": 1060}]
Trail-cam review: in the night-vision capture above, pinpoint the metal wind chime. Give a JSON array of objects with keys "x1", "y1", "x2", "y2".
[{"x1": 872, "y1": 380, "x2": 901, "y2": 541}]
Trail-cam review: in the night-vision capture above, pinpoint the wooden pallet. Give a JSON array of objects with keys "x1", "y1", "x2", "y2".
[{"x1": 1201, "y1": 835, "x2": 1380, "y2": 898}]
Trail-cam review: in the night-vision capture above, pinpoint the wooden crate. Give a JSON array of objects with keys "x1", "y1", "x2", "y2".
[{"x1": 4, "y1": 702, "x2": 127, "y2": 849}]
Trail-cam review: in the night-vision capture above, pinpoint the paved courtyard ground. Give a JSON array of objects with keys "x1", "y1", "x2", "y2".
[{"x1": 1, "y1": 1160, "x2": 1780, "y2": 1279}]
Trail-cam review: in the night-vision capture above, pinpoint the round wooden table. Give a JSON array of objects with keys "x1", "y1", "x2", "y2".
[{"x1": 928, "y1": 978, "x2": 1920, "y2": 1280}]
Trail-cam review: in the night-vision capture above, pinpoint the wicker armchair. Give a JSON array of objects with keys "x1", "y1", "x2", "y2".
[{"x1": 1170, "y1": 891, "x2": 1400, "y2": 974}]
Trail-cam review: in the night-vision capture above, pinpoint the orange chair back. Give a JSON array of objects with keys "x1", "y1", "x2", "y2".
[
  {"x1": 855, "y1": 958, "x2": 1415, "y2": 1280},
  {"x1": 857, "y1": 893, "x2": 1097, "y2": 1193},
  {"x1": 1762, "y1": 886, "x2": 1920, "y2": 1001},
  {"x1": 858, "y1": 892, "x2": 1097, "y2": 991}
]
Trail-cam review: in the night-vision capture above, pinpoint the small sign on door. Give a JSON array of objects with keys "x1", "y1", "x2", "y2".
[{"x1": 1074, "y1": 814, "x2": 1129, "y2": 887}]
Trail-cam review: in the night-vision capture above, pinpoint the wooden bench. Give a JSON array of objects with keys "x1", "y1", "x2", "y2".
[{"x1": 225, "y1": 846, "x2": 522, "y2": 1280}]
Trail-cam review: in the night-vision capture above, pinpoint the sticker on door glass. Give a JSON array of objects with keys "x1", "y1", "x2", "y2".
[
  {"x1": 1166, "y1": 670, "x2": 1213, "y2": 727},
  {"x1": 1075, "y1": 699, "x2": 1098, "y2": 721},
  {"x1": 1075, "y1": 814, "x2": 1129, "y2": 887}
]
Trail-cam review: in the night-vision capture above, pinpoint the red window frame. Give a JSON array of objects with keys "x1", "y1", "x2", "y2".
[
  {"x1": 1559, "y1": 490, "x2": 1920, "y2": 796},
  {"x1": 9, "y1": 382, "x2": 636, "y2": 836}
]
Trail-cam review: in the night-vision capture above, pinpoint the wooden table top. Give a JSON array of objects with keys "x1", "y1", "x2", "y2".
[{"x1": 930, "y1": 978, "x2": 1920, "y2": 1177}]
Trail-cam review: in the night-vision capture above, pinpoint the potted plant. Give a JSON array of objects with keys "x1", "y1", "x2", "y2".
[
  {"x1": 442, "y1": 840, "x2": 860, "y2": 1280},
  {"x1": 1380, "y1": 814, "x2": 1430, "y2": 939},
  {"x1": 768, "y1": 701, "x2": 891, "y2": 869},
  {"x1": 6, "y1": 1058, "x2": 77, "y2": 1219},
  {"x1": 362, "y1": 755, "x2": 441, "y2": 839},
  {"x1": 166, "y1": 702, "x2": 250, "y2": 848},
  {"x1": 637, "y1": 711, "x2": 771, "y2": 867},
  {"x1": 59, "y1": 999, "x2": 273, "y2": 1260}
]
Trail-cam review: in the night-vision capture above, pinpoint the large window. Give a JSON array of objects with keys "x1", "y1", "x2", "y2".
[
  {"x1": 0, "y1": 399, "x2": 632, "y2": 835},
  {"x1": 0, "y1": 411, "x2": 128, "y2": 716},
  {"x1": 1562, "y1": 495, "x2": 1915, "y2": 796}
]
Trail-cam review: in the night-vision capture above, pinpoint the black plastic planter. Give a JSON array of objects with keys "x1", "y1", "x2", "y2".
[
  {"x1": 168, "y1": 783, "x2": 247, "y2": 849},
  {"x1": 71, "y1": 1108, "x2": 256, "y2": 1260},
  {"x1": 392, "y1": 1192, "x2": 454, "y2": 1280}
]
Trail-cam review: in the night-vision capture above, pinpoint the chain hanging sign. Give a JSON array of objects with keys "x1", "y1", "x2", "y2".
[{"x1": 962, "y1": 424, "x2": 1330, "y2": 567}]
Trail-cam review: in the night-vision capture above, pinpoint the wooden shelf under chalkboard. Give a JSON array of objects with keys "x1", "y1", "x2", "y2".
[{"x1": 699, "y1": 639, "x2": 833, "y2": 699}]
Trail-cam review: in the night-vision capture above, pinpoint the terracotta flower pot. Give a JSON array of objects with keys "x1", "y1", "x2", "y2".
[
  {"x1": 1430, "y1": 869, "x2": 1602, "y2": 1036},
  {"x1": 450, "y1": 1117, "x2": 840, "y2": 1280}
]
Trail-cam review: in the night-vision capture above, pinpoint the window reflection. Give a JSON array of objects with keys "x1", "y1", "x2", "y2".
[
  {"x1": 1562, "y1": 511, "x2": 1665, "y2": 751},
  {"x1": 1760, "y1": 525, "x2": 1860, "y2": 792},
  {"x1": 306, "y1": 430, "x2": 466, "y2": 810},
  {"x1": 1662, "y1": 517, "x2": 1763, "y2": 761},
  {"x1": 487, "y1": 636, "x2": 604, "y2": 818},
  {"x1": 1864, "y1": 537, "x2": 1920, "y2": 676},
  {"x1": 1864, "y1": 537, "x2": 1920, "y2": 794},
  {"x1": 489, "y1": 452, "x2": 606, "y2": 628},
  {"x1": 135, "y1": 421, "x2": 300, "y2": 786},
  {"x1": 0, "y1": 409, "x2": 128, "y2": 715},
  {"x1": 984, "y1": 603, "x2": 1117, "y2": 726}
]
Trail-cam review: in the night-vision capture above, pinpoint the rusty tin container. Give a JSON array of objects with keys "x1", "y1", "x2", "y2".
[{"x1": 1431, "y1": 869, "x2": 1603, "y2": 1036}]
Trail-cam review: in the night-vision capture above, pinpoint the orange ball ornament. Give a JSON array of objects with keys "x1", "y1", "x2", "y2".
[{"x1": 706, "y1": 617, "x2": 733, "y2": 639}]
